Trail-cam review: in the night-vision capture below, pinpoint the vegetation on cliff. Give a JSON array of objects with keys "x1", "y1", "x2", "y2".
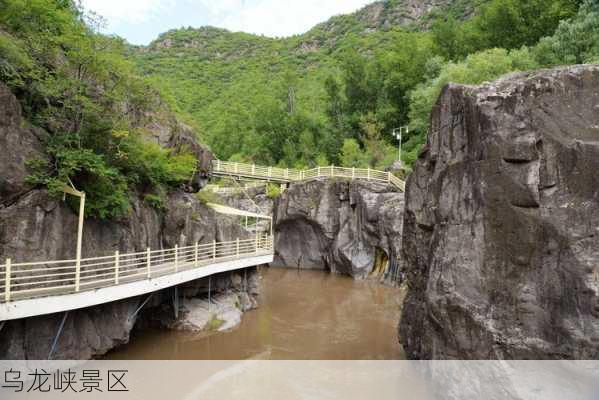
[
  {"x1": 131, "y1": 0, "x2": 592, "y2": 168},
  {"x1": 0, "y1": 0, "x2": 197, "y2": 218}
]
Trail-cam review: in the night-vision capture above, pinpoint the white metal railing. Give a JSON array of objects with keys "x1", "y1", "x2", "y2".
[
  {"x1": 0, "y1": 235, "x2": 273, "y2": 303},
  {"x1": 205, "y1": 181, "x2": 267, "y2": 195},
  {"x1": 211, "y1": 160, "x2": 405, "y2": 191}
]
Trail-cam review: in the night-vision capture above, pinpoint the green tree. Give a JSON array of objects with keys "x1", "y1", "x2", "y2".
[
  {"x1": 533, "y1": 0, "x2": 599, "y2": 65},
  {"x1": 340, "y1": 138, "x2": 368, "y2": 168}
]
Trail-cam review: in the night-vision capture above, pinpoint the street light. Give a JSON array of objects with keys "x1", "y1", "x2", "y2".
[
  {"x1": 61, "y1": 180, "x2": 85, "y2": 292},
  {"x1": 393, "y1": 126, "x2": 409, "y2": 167}
]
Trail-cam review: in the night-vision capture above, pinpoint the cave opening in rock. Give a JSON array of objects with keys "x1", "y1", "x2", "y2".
[{"x1": 370, "y1": 247, "x2": 390, "y2": 279}]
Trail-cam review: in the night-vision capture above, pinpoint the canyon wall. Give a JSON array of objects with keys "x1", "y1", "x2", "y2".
[
  {"x1": 272, "y1": 179, "x2": 404, "y2": 281},
  {"x1": 0, "y1": 82, "x2": 255, "y2": 359},
  {"x1": 399, "y1": 65, "x2": 599, "y2": 359}
]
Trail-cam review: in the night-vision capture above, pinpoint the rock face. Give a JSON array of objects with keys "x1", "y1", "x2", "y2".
[
  {"x1": 0, "y1": 82, "x2": 252, "y2": 360},
  {"x1": 219, "y1": 184, "x2": 275, "y2": 233},
  {"x1": 272, "y1": 179, "x2": 404, "y2": 281},
  {"x1": 400, "y1": 65, "x2": 599, "y2": 359},
  {"x1": 220, "y1": 185, "x2": 274, "y2": 217},
  {"x1": 0, "y1": 83, "x2": 47, "y2": 205}
]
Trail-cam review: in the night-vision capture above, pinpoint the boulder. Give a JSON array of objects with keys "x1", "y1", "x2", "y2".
[{"x1": 399, "y1": 65, "x2": 599, "y2": 359}]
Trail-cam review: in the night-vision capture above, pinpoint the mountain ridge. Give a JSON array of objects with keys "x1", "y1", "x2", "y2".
[{"x1": 131, "y1": 0, "x2": 474, "y2": 163}]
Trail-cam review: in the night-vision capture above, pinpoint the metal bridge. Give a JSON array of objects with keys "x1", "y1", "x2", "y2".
[{"x1": 211, "y1": 160, "x2": 406, "y2": 192}]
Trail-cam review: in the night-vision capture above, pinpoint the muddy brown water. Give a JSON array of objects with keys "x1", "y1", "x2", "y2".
[{"x1": 107, "y1": 267, "x2": 405, "y2": 360}]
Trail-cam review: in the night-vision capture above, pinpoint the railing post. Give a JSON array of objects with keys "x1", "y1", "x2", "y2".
[
  {"x1": 114, "y1": 251, "x2": 120, "y2": 285},
  {"x1": 236, "y1": 238, "x2": 240, "y2": 258},
  {"x1": 234, "y1": 162, "x2": 238, "y2": 173},
  {"x1": 174, "y1": 244, "x2": 178, "y2": 272},
  {"x1": 330, "y1": 165, "x2": 334, "y2": 177},
  {"x1": 367, "y1": 167, "x2": 371, "y2": 180},
  {"x1": 388, "y1": 171, "x2": 391, "y2": 183},
  {"x1": 216, "y1": 159, "x2": 221, "y2": 171},
  {"x1": 268, "y1": 166, "x2": 272, "y2": 177},
  {"x1": 317, "y1": 166, "x2": 321, "y2": 177},
  {"x1": 252, "y1": 164, "x2": 256, "y2": 175},
  {"x1": 352, "y1": 167, "x2": 355, "y2": 179},
  {"x1": 194, "y1": 241, "x2": 199, "y2": 267},
  {"x1": 5, "y1": 258, "x2": 11, "y2": 302},
  {"x1": 212, "y1": 240, "x2": 216, "y2": 260},
  {"x1": 74, "y1": 192, "x2": 85, "y2": 293},
  {"x1": 255, "y1": 232, "x2": 259, "y2": 253},
  {"x1": 285, "y1": 168, "x2": 289, "y2": 178},
  {"x1": 147, "y1": 247, "x2": 151, "y2": 279}
]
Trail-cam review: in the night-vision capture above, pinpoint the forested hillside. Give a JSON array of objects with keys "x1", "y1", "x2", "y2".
[
  {"x1": 1, "y1": 0, "x2": 597, "y2": 218},
  {"x1": 131, "y1": 0, "x2": 595, "y2": 170},
  {"x1": 0, "y1": 0, "x2": 199, "y2": 218}
]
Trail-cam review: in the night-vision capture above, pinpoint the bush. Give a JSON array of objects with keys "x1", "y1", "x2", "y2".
[
  {"x1": 195, "y1": 190, "x2": 221, "y2": 205},
  {"x1": 26, "y1": 131, "x2": 195, "y2": 219},
  {"x1": 144, "y1": 193, "x2": 166, "y2": 211},
  {"x1": 266, "y1": 183, "x2": 282, "y2": 199}
]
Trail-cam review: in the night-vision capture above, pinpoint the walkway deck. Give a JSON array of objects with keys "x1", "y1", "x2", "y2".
[
  {"x1": 211, "y1": 160, "x2": 406, "y2": 191},
  {"x1": 0, "y1": 235, "x2": 273, "y2": 321}
]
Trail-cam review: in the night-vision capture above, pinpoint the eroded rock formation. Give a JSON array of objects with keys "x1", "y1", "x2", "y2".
[
  {"x1": 272, "y1": 179, "x2": 404, "y2": 281},
  {"x1": 400, "y1": 65, "x2": 599, "y2": 359}
]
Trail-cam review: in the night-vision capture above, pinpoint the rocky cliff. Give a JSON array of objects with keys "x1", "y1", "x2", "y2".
[
  {"x1": 0, "y1": 82, "x2": 255, "y2": 359},
  {"x1": 272, "y1": 179, "x2": 404, "y2": 281},
  {"x1": 399, "y1": 65, "x2": 599, "y2": 359}
]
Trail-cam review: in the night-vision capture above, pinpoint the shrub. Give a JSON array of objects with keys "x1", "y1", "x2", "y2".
[
  {"x1": 195, "y1": 190, "x2": 221, "y2": 205},
  {"x1": 266, "y1": 183, "x2": 282, "y2": 199},
  {"x1": 144, "y1": 193, "x2": 166, "y2": 211}
]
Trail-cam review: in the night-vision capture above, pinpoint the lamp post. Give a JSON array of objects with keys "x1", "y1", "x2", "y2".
[
  {"x1": 393, "y1": 126, "x2": 408, "y2": 167},
  {"x1": 62, "y1": 182, "x2": 85, "y2": 292}
]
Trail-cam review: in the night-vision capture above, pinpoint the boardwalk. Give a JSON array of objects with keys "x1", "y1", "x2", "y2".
[
  {"x1": 1, "y1": 235, "x2": 273, "y2": 321},
  {"x1": 211, "y1": 160, "x2": 406, "y2": 191}
]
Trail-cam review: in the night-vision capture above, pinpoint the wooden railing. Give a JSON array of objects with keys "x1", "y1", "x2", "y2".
[
  {"x1": 0, "y1": 235, "x2": 273, "y2": 303},
  {"x1": 211, "y1": 160, "x2": 405, "y2": 191}
]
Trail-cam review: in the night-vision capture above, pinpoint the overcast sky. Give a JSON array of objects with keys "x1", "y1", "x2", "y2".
[{"x1": 81, "y1": 0, "x2": 375, "y2": 45}]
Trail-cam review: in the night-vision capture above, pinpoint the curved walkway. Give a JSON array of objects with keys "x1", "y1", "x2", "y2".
[{"x1": 211, "y1": 160, "x2": 406, "y2": 191}]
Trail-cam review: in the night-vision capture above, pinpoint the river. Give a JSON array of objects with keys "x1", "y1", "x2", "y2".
[{"x1": 107, "y1": 267, "x2": 405, "y2": 360}]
